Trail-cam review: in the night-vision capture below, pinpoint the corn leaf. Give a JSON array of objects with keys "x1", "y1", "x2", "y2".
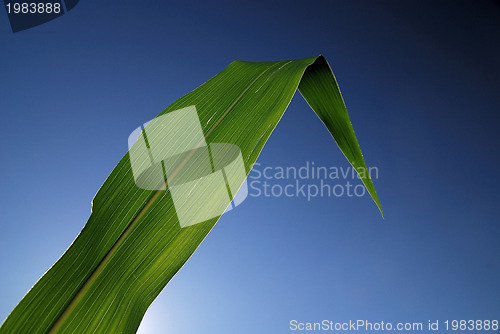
[{"x1": 0, "y1": 55, "x2": 382, "y2": 334}]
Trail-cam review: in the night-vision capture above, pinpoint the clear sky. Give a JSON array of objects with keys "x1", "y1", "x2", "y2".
[{"x1": 1, "y1": 1, "x2": 499, "y2": 333}]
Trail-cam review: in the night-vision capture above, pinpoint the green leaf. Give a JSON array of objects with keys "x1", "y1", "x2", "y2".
[{"x1": 0, "y1": 55, "x2": 382, "y2": 334}]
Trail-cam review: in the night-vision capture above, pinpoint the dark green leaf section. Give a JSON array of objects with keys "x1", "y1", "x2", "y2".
[
  {"x1": 0, "y1": 56, "x2": 381, "y2": 334},
  {"x1": 298, "y1": 56, "x2": 382, "y2": 214}
]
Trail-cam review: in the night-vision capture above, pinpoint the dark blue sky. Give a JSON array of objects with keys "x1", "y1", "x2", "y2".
[{"x1": 1, "y1": 1, "x2": 499, "y2": 333}]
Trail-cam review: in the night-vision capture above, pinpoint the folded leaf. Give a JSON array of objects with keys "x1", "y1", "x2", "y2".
[{"x1": 0, "y1": 55, "x2": 382, "y2": 334}]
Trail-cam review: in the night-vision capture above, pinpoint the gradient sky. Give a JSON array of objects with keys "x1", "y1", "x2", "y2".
[{"x1": 1, "y1": 1, "x2": 499, "y2": 333}]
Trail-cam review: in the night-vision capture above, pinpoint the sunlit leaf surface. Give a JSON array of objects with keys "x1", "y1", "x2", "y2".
[{"x1": 0, "y1": 56, "x2": 381, "y2": 334}]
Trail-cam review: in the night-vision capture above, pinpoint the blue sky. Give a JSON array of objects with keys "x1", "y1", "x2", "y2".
[{"x1": 1, "y1": 1, "x2": 499, "y2": 333}]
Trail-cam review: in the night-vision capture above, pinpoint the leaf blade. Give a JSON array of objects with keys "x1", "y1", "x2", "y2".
[
  {"x1": 299, "y1": 56, "x2": 383, "y2": 215},
  {"x1": 0, "y1": 55, "x2": 381, "y2": 334}
]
